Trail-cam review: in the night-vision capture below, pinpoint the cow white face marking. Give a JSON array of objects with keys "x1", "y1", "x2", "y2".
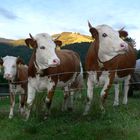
[
  {"x1": 2, "y1": 56, "x2": 17, "y2": 80},
  {"x1": 35, "y1": 33, "x2": 60, "y2": 70},
  {"x1": 96, "y1": 25, "x2": 128, "y2": 62}
]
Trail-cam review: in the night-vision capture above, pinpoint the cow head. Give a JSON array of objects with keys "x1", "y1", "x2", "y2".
[
  {"x1": 1, "y1": 56, "x2": 24, "y2": 81},
  {"x1": 25, "y1": 33, "x2": 60, "y2": 70},
  {"x1": 88, "y1": 22, "x2": 128, "y2": 62}
]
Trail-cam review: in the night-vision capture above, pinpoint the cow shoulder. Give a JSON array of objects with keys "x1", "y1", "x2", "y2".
[{"x1": 85, "y1": 42, "x2": 99, "y2": 71}]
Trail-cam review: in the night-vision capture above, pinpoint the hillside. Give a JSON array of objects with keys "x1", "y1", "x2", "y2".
[
  {"x1": 10, "y1": 39, "x2": 26, "y2": 46},
  {"x1": 3, "y1": 32, "x2": 92, "y2": 47},
  {"x1": 0, "y1": 38, "x2": 13, "y2": 44},
  {"x1": 52, "y1": 32, "x2": 92, "y2": 46}
]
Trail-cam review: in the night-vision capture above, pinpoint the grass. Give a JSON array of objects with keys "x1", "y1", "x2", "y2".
[{"x1": 0, "y1": 87, "x2": 140, "y2": 140}]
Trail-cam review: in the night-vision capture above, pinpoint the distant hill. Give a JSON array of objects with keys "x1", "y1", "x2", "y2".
[
  {"x1": 0, "y1": 32, "x2": 92, "y2": 47},
  {"x1": 0, "y1": 38, "x2": 13, "y2": 44},
  {"x1": 52, "y1": 32, "x2": 92, "y2": 46},
  {"x1": 10, "y1": 39, "x2": 26, "y2": 46}
]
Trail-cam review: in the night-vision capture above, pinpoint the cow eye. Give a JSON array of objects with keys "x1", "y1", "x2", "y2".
[
  {"x1": 102, "y1": 33, "x2": 108, "y2": 37},
  {"x1": 40, "y1": 46, "x2": 45, "y2": 49}
]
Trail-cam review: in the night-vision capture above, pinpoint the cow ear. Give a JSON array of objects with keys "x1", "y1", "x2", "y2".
[
  {"x1": 0, "y1": 58, "x2": 3, "y2": 66},
  {"x1": 25, "y1": 38, "x2": 37, "y2": 48},
  {"x1": 89, "y1": 27, "x2": 98, "y2": 39},
  {"x1": 88, "y1": 21, "x2": 98, "y2": 39},
  {"x1": 54, "y1": 40, "x2": 62, "y2": 47},
  {"x1": 17, "y1": 57, "x2": 24, "y2": 65},
  {"x1": 119, "y1": 30, "x2": 128, "y2": 39},
  {"x1": 0, "y1": 58, "x2": 3, "y2": 73}
]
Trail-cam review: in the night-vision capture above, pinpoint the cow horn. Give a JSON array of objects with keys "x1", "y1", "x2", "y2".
[
  {"x1": 88, "y1": 21, "x2": 93, "y2": 29},
  {"x1": 29, "y1": 33, "x2": 35, "y2": 40},
  {"x1": 53, "y1": 35, "x2": 61, "y2": 41},
  {"x1": 120, "y1": 26, "x2": 125, "y2": 31}
]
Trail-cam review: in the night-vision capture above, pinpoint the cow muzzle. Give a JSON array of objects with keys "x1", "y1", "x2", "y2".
[
  {"x1": 49, "y1": 58, "x2": 60, "y2": 67},
  {"x1": 120, "y1": 42, "x2": 128, "y2": 51},
  {"x1": 4, "y1": 74, "x2": 13, "y2": 80}
]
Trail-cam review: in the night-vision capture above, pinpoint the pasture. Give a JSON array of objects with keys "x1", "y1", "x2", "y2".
[{"x1": 0, "y1": 85, "x2": 140, "y2": 140}]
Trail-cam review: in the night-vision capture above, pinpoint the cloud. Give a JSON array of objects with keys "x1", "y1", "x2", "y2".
[
  {"x1": 0, "y1": 7, "x2": 18, "y2": 20},
  {"x1": 112, "y1": 22, "x2": 139, "y2": 31}
]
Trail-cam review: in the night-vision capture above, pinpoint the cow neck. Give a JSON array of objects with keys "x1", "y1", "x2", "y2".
[
  {"x1": 93, "y1": 36, "x2": 105, "y2": 69},
  {"x1": 29, "y1": 49, "x2": 48, "y2": 77},
  {"x1": 28, "y1": 50, "x2": 36, "y2": 77},
  {"x1": 9, "y1": 66, "x2": 20, "y2": 85}
]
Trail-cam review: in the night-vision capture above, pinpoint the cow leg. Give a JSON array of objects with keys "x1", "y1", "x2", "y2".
[
  {"x1": 83, "y1": 75, "x2": 94, "y2": 115},
  {"x1": 123, "y1": 75, "x2": 131, "y2": 105},
  {"x1": 62, "y1": 90, "x2": 69, "y2": 111},
  {"x1": 44, "y1": 91, "x2": 54, "y2": 119},
  {"x1": 25, "y1": 86, "x2": 36, "y2": 120},
  {"x1": 9, "y1": 93, "x2": 15, "y2": 119},
  {"x1": 67, "y1": 91, "x2": 74, "y2": 111},
  {"x1": 100, "y1": 72, "x2": 114, "y2": 111},
  {"x1": 113, "y1": 82, "x2": 120, "y2": 106},
  {"x1": 100, "y1": 80, "x2": 110, "y2": 111},
  {"x1": 19, "y1": 94, "x2": 27, "y2": 116}
]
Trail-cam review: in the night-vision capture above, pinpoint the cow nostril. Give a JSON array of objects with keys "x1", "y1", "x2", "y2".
[
  {"x1": 53, "y1": 59, "x2": 60, "y2": 65},
  {"x1": 120, "y1": 44, "x2": 125, "y2": 48},
  {"x1": 4, "y1": 74, "x2": 11, "y2": 78}
]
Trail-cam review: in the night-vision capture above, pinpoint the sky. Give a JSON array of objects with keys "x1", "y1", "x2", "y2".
[{"x1": 0, "y1": 0, "x2": 140, "y2": 49}]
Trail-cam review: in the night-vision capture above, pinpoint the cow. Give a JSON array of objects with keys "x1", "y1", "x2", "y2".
[
  {"x1": 83, "y1": 22, "x2": 136, "y2": 115},
  {"x1": 24, "y1": 33, "x2": 83, "y2": 120},
  {"x1": 0, "y1": 56, "x2": 28, "y2": 119}
]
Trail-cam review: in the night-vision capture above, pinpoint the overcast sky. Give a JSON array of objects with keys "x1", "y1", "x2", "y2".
[{"x1": 0, "y1": 0, "x2": 140, "y2": 49}]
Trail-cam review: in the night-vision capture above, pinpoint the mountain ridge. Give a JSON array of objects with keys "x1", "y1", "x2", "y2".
[{"x1": 0, "y1": 32, "x2": 92, "y2": 47}]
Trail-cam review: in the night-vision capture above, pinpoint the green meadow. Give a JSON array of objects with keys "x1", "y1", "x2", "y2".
[{"x1": 0, "y1": 85, "x2": 140, "y2": 140}]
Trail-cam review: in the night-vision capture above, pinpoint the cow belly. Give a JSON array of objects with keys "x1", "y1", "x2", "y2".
[
  {"x1": 28, "y1": 73, "x2": 78, "y2": 92},
  {"x1": 114, "y1": 74, "x2": 131, "y2": 83},
  {"x1": 9, "y1": 84, "x2": 25, "y2": 94},
  {"x1": 57, "y1": 72, "x2": 77, "y2": 88},
  {"x1": 28, "y1": 76, "x2": 55, "y2": 92}
]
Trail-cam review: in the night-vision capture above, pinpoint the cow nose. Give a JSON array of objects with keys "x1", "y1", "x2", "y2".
[
  {"x1": 120, "y1": 44, "x2": 125, "y2": 48},
  {"x1": 120, "y1": 43, "x2": 127, "y2": 48},
  {"x1": 53, "y1": 59, "x2": 60, "y2": 65},
  {"x1": 4, "y1": 74, "x2": 11, "y2": 79}
]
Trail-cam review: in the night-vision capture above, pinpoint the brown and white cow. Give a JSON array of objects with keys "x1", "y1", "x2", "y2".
[
  {"x1": 83, "y1": 22, "x2": 136, "y2": 115},
  {"x1": 0, "y1": 56, "x2": 27, "y2": 118},
  {"x1": 25, "y1": 33, "x2": 83, "y2": 120}
]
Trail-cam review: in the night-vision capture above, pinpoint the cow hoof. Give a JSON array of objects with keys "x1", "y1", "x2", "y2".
[
  {"x1": 122, "y1": 100, "x2": 127, "y2": 105},
  {"x1": 67, "y1": 107, "x2": 73, "y2": 112},
  {"x1": 82, "y1": 112, "x2": 88, "y2": 116},
  {"x1": 44, "y1": 113, "x2": 49, "y2": 120},
  {"x1": 113, "y1": 102, "x2": 119, "y2": 106},
  {"x1": 9, "y1": 115, "x2": 13, "y2": 119}
]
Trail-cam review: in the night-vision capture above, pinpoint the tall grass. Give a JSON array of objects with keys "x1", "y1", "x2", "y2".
[{"x1": 0, "y1": 87, "x2": 140, "y2": 140}]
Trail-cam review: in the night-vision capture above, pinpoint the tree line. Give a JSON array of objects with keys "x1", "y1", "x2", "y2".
[{"x1": 0, "y1": 41, "x2": 139, "y2": 65}]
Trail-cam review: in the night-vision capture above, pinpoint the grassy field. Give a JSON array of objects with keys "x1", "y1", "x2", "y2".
[{"x1": 0, "y1": 87, "x2": 140, "y2": 140}]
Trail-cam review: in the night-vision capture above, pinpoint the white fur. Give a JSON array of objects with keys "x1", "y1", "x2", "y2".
[
  {"x1": 96, "y1": 25, "x2": 128, "y2": 62},
  {"x1": 113, "y1": 74, "x2": 131, "y2": 106},
  {"x1": 34, "y1": 33, "x2": 60, "y2": 70},
  {"x1": 2, "y1": 56, "x2": 17, "y2": 80},
  {"x1": 9, "y1": 84, "x2": 25, "y2": 95},
  {"x1": 83, "y1": 70, "x2": 110, "y2": 115}
]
